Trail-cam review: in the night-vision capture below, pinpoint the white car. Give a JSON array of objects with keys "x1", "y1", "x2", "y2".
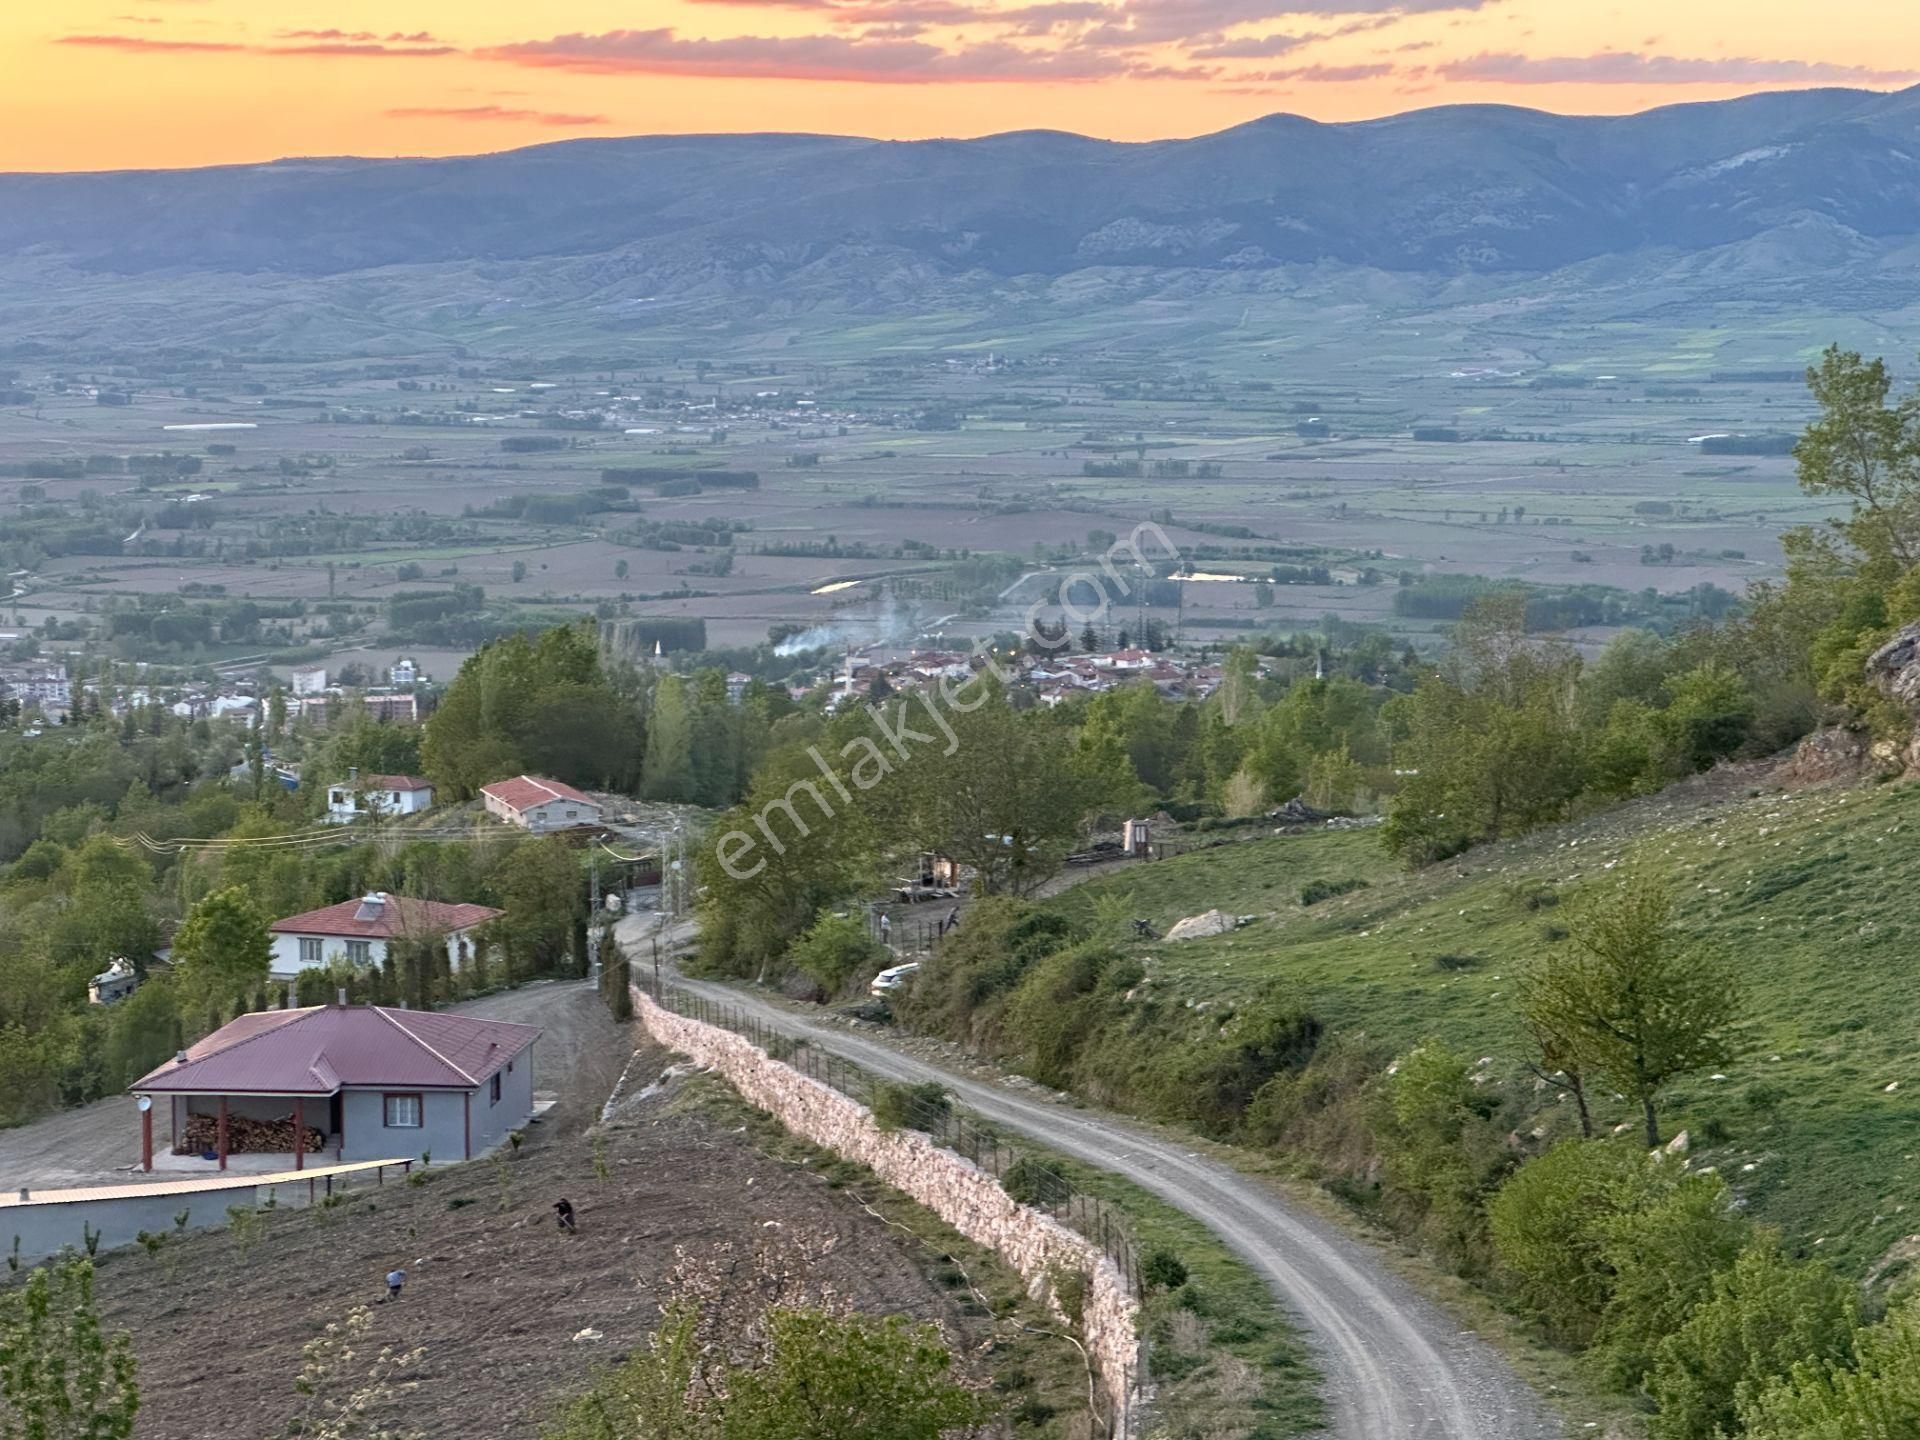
[{"x1": 869, "y1": 962, "x2": 922, "y2": 997}]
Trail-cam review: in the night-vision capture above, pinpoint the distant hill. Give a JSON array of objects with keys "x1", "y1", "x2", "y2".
[
  {"x1": 5, "y1": 86, "x2": 1920, "y2": 279},
  {"x1": 5, "y1": 86, "x2": 1920, "y2": 358}
]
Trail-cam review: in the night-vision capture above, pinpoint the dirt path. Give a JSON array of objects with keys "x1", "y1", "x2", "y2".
[{"x1": 659, "y1": 965, "x2": 1563, "y2": 1440}]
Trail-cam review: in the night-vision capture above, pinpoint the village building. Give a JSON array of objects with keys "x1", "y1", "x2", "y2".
[
  {"x1": 88, "y1": 957, "x2": 140, "y2": 1006},
  {"x1": 267, "y1": 893, "x2": 502, "y2": 982},
  {"x1": 0, "y1": 662, "x2": 72, "y2": 713},
  {"x1": 480, "y1": 775, "x2": 602, "y2": 833},
  {"x1": 324, "y1": 772, "x2": 434, "y2": 825},
  {"x1": 129, "y1": 1004, "x2": 539, "y2": 1171}
]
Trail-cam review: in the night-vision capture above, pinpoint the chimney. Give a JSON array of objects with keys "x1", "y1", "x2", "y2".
[
  {"x1": 174, "y1": 1050, "x2": 188, "y2": 1064},
  {"x1": 337, "y1": 987, "x2": 348, "y2": 1006},
  {"x1": 348, "y1": 765, "x2": 358, "y2": 781}
]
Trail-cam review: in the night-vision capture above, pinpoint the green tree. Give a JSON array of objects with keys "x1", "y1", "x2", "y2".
[
  {"x1": 639, "y1": 673, "x2": 695, "y2": 802},
  {"x1": 0, "y1": 1256, "x2": 139, "y2": 1440},
  {"x1": 787, "y1": 911, "x2": 886, "y2": 999},
  {"x1": 1648, "y1": 1241, "x2": 1858, "y2": 1440},
  {"x1": 1793, "y1": 345, "x2": 1920, "y2": 572},
  {"x1": 171, "y1": 886, "x2": 272, "y2": 1017},
  {"x1": 1520, "y1": 872, "x2": 1739, "y2": 1147},
  {"x1": 1489, "y1": 1139, "x2": 1647, "y2": 1345}
]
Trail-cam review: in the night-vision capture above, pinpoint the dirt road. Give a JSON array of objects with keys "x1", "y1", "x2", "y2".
[{"x1": 663, "y1": 967, "x2": 1564, "y2": 1440}]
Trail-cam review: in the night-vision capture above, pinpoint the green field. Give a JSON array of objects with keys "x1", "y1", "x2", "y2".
[{"x1": 1049, "y1": 774, "x2": 1920, "y2": 1274}]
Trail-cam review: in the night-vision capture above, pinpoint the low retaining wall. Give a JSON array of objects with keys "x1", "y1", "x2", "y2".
[
  {"x1": 635, "y1": 988, "x2": 1143, "y2": 1435},
  {"x1": 1, "y1": 1159, "x2": 411, "y2": 1266}
]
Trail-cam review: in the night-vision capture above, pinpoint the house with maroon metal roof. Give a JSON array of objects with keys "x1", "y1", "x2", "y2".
[
  {"x1": 130, "y1": 1004, "x2": 539, "y2": 1172},
  {"x1": 479, "y1": 774, "x2": 602, "y2": 833},
  {"x1": 268, "y1": 892, "x2": 503, "y2": 983}
]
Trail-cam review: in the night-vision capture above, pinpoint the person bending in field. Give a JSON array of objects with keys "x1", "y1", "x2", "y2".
[
  {"x1": 384, "y1": 1267, "x2": 406, "y2": 1302},
  {"x1": 555, "y1": 1198, "x2": 576, "y2": 1234}
]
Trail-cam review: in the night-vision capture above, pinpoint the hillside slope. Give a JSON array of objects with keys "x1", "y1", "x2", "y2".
[{"x1": 1050, "y1": 765, "x2": 1920, "y2": 1274}]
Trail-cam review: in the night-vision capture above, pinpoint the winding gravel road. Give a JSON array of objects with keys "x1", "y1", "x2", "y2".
[{"x1": 666, "y1": 968, "x2": 1562, "y2": 1440}]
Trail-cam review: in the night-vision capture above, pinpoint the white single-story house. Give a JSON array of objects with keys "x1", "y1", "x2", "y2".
[
  {"x1": 480, "y1": 775, "x2": 602, "y2": 833},
  {"x1": 89, "y1": 958, "x2": 140, "y2": 1005},
  {"x1": 267, "y1": 893, "x2": 504, "y2": 982},
  {"x1": 130, "y1": 1003, "x2": 539, "y2": 1169},
  {"x1": 325, "y1": 773, "x2": 434, "y2": 825}
]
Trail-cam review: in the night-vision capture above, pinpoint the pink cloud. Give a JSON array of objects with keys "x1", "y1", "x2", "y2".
[
  {"x1": 1439, "y1": 50, "x2": 1920, "y2": 85},
  {"x1": 482, "y1": 27, "x2": 1128, "y2": 82},
  {"x1": 386, "y1": 105, "x2": 609, "y2": 126}
]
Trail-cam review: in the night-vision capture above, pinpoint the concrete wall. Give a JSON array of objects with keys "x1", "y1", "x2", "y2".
[
  {"x1": 634, "y1": 990, "x2": 1142, "y2": 1436},
  {"x1": 3, "y1": 1186, "x2": 264, "y2": 1266}
]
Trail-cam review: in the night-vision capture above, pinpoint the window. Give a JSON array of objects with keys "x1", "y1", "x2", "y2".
[
  {"x1": 346, "y1": 940, "x2": 372, "y2": 964},
  {"x1": 298, "y1": 937, "x2": 322, "y2": 966},
  {"x1": 490, "y1": 1072, "x2": 502, "y2": 1106},
  {"x1": 383, "y1": 1093, "x2": 422, "y2": 1128}
]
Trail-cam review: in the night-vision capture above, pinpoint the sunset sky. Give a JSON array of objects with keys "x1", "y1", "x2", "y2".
[{"x1": 2, "y1": 0, "x2": 1917, "y2": 172}]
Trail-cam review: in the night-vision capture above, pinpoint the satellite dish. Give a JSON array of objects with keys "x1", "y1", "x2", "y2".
[{"x1": 136, "y1": 1096, "x2": 152, "y2": 1113}]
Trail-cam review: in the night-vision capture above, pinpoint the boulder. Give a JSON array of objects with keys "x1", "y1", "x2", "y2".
[{"x1": 1165, "y1": 909, "x2": 1236, "y2": 941}]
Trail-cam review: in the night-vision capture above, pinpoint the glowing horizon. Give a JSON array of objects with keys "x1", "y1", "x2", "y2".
[{"x1": 1, "y1": 0, "x2": 1916, "y2": 172}]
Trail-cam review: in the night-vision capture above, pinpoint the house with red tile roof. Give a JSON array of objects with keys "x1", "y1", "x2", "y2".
[
  {"x1": 268, "y1": 892, "x2": 503, "y2": 982},
  {"x1": 324, "y1": 771, "x2": 434, "y2": 825},
  {"x1": 130, "y1": 1004, "x2": 539, "y2": 1171},
  {"x1": 479, "y1": 774, "x2": 602, "y2": 833}
]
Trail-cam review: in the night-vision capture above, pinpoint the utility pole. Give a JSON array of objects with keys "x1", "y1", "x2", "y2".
[{"x1": 586, "y1": 851, "x2": 602, "y2": 986}]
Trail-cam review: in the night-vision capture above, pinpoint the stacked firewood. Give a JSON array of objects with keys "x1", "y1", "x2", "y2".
[{"x1": 176, "y1": 1112, "x2": 327, "y2": 1156}]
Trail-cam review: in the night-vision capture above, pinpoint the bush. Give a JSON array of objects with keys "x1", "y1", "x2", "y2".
[
  {"x1": 870, "y1": 1081, "x2": 950, "y2": 1134},
  {"x1": 1647, "y1": 1242, "x2": 1857, "y2": 1440},
  {"x1": 1141, "y1": 1248, "x2": 1189, "y2": 1291},
  {"x1": 1001, "y1": 1155, "x2": 1070, "y2": 1207},
  {"x1": 1300, "y1": 876, "x2": 1369, "y2": 906}
]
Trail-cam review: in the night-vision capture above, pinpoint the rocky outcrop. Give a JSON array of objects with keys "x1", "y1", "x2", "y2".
[
  {"x1": 1868, "y1": 622, "x2": 1920, "y2": 710},
  {"x1": 1865, "y1": 621, "x2": 1920, "y2": 773},
  {"x1": 1780, "y1": 726, "x2": 1876, "y2": 786}
]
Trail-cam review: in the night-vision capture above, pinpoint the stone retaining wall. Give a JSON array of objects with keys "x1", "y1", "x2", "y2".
[{"x1": 635, "y1": 988, "x2": 1143, "y2": 1435}]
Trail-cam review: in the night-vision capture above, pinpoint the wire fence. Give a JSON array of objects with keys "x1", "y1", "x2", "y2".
[{"x1": 646, "y1": 981, "x2": 1143, "y2": 1300}]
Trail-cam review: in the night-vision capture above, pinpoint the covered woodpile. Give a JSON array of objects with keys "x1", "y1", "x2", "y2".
[{"x1": 176, "y1": 1112, "x2": 326, "y2": 1156}]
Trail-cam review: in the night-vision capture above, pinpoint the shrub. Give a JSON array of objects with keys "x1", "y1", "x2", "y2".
[
  {"x1": 1647, "y1": 1242, "x2": 1858, "y2": 1440},
  {"x1": 1141, "y1": 1248, "x2": 1189, "y2": 1291},
  {"x1": 870, "y1": 1081, "x2": 950, "y2": 1134},
  {"x1": 1300, "y1": 876, "x2": 1369, "y2": 906},
  {"x1": 1000, "y1": 1156, "x2": 1070, "y2": 1208}
]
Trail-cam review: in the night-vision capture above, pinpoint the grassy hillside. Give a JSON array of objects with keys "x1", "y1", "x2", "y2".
[{"x1": 1049, "y1": 769, "x2": 1920, "y2": 1274}]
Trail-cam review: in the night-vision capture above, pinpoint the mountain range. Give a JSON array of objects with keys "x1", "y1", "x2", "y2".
[{"x1": 5, "y1": 85, "x2": 1920, "y2": 356}]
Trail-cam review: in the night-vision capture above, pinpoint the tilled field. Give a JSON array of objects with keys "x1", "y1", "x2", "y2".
[{"x1": 90, "y1": 1043, "x2": 982, "y2": 1440}]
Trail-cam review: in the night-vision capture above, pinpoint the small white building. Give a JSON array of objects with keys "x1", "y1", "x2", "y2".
[
  {"x1": 88, "y1": 958, "x2": 140, "y2": 1005},
  {"x1": 479, "y1": 775, "x2": 601, "y2": 833},
  {"x1": 325, "y1": 773, "x2": 434, "y2": 825},
  {"x1": 267, "y1": 893, "x2": 504, "y2": 982},
  {"x1": 290, "y1": 666, "x2": 329, "y2": 697},
  {"x1": 389, "y1": 657, "x2": 421, "y2": 687}
]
